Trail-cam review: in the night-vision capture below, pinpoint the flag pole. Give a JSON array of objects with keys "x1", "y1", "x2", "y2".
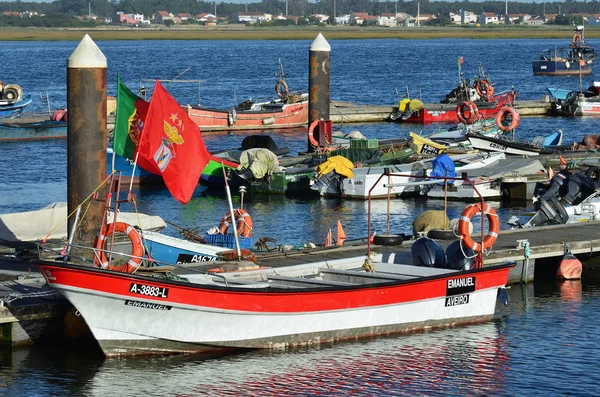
[
  {"x1": 129, "y1": 151, "x2": 139, "y2": 193},
  {"x1": 221, "y1": 162, "x2": 242, "y2": 260}
]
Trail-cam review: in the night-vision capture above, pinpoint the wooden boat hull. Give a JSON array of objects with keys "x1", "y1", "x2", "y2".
[
  {"x1": 35, "y1": 259, "x2": 512, "y2": 356},
  {"x1": 0, "y1": 120, "x2": 66, "y2": 141},
  {"x1": 185, "y1": 100, "x2": 308, "y2": 132}
]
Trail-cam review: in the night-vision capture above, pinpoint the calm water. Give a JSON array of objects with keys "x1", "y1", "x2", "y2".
[{"x1": 2, "y1": 38, "x2": 600, "y2": 395}]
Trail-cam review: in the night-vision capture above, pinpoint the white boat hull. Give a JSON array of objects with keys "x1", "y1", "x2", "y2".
[{"x1": 36, "y1": 256, "x2": 512, "y2": 356}]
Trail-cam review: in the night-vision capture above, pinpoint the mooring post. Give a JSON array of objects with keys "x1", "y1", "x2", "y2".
[
  {"x1": 66, "y1": 34, "x2": 107, "y2": 246},
  {"x1": 308, "y1": 33, "x2": 331, "y2": 153}
]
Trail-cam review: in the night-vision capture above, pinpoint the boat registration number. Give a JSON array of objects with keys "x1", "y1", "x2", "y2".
[
  {"x1": 420, "y1": 144, "x2": 441, "y2": 155},
  {"x1": 489, "y1": 142, "x2": 507, "y2": 150},
  {"x1": 129, "y1": 283, "x2": 169, "y2": 298}
]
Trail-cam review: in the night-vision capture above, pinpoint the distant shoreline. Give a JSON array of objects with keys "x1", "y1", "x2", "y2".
[{"x1": 0, "y1": 25, "x2": 595, "y2": 41}]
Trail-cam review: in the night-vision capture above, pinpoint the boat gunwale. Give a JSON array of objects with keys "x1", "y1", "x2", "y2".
[{"x1": 33, "y1": 258, "x2": 515, "y2": 294}]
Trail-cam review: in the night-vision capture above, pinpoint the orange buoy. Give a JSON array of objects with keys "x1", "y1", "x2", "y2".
[
  {"x1": 218, "y1": 209, "x2": 253, "y2": 238},
  {"x1": 93, "y1": 222, "x2": 144, "y2": 273},
  {"x1": 475, "y1": 79, "x2": 494, "y2": 101},
  {"x1": 456, "y1": 100, "x2": 480, "y2": 124},
  {"x1": 557, "y1": 252, "x2": 582, "y2": 280},
  {"x1": 496, "y1": 107, "x2": 520, "y2": 132},
  {"x1": 458, "y1": 203, "x2": 500, "y2": 252}
]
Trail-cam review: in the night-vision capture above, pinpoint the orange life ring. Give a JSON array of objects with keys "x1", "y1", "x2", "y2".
[
  {"x1": 456, "y1": 101, "x2": 480, "y2": 124},
  {"x1": 219, "y1": 209, "x2": 253, "y2": 238},
  {"x1": 275, "y1": 79, "x2": 289, "y2": 100},
  {"x1": 495, "y1": 106, "x2": 520, "y2": 132},
  {"x1": 458, "y1": 203, "x2": 500, "y2": 252},
  {"x1": 475, "y1": 79, "x2": 494, "y2": 101},
  {"x1": 93, "y1": 222, "x2": 144, "y2": 273},
  {"x1": 308, "y1": 120, "x2": 320, "y2": 147}
]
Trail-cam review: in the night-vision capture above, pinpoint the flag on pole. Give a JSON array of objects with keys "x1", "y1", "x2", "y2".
[
  {"x1": 137, "y1": 80, "x2": 211, "y2": 204},
  {"x1": 458, "y1": 56, "x2": 464, "y2": 65},
  {"x1": 114, "y1": 75, "x2": 150, "y2": 160}
]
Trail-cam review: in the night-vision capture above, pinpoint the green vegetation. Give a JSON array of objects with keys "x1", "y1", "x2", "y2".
[{"x1": 1, "y1": 25, "x2": 599, "y2": 41}]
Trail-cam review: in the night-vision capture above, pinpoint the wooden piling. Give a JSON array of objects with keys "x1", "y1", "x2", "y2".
[
  {"x1": 308, "y1": 33, "x2": 331, "y2": 152},
  {"x1": 66, "y1": 34, "x2": 107, "y2": 247}
]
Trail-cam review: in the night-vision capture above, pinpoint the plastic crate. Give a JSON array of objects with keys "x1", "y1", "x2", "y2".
[
  {"x1": 205, "y1": 234, "x2": 252, "y2": 249},
  {"x1": 349, "y1": 139, "x2": 379, "y2": 149}
]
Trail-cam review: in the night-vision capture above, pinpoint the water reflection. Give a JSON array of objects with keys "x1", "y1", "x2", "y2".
[{"x1": 78, "y1": 323, "x2": 506, "y2": 397}]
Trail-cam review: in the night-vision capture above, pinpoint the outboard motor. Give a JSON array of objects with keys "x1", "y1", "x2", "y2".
[
  {"x1": 538, "y1": 172, "x2": 569, "y2": 209},
  {"x1": 445, "y1": 240, "x2": 475, "y2": 271},
  {"x1": 522, "y1": 196, "x2": 569, "y2": 228},
  {"x1": 411, "y1": 237, "x2": 446, "y2": 268},
  {"x1": 560, "y1": 173, "x2": 596, "y2": 206}
]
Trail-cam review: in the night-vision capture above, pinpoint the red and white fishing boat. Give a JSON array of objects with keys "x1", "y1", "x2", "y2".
[{"x1": 35, "y1": 250, "x2": 512, "y2": 356}]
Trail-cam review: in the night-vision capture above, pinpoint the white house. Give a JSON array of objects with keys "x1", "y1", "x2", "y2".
[
  {"x1": 479, "y1": 12, "x2": 499, "y2": 25},
  {"x1": 378, "y1": 13, "x2": 397, "y2": 27},
  {"x1": 335, "y1": 14, "x2": 350, "y2": 24}
]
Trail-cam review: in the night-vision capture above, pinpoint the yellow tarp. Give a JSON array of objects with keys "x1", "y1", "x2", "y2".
[
  {"x1": 316, "y1": 155, "x2": 354, "y2": 179},
  {"x1": 398, "y1": 98, "x2": 411, "y2": 112},
  {"x1": 409, "y1": 99, "x2": 424, "y2": 111}
]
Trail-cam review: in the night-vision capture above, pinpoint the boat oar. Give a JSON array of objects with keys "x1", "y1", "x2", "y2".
[{"x1": 221, "y1": 162, "x2": 242, "y2": 261}]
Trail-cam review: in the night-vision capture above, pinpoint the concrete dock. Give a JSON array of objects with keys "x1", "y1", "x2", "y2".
[{"x1": 329, "y1": 99, "x2": 552, "y2": 123}]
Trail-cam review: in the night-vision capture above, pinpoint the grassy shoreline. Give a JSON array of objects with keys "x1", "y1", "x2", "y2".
[{"x1": 0, "y1": 25, "x2": 598, "y2": 41}]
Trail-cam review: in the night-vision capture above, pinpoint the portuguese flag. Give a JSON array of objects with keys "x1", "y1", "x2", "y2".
[{"x1": 113, "y1": 75, "x2": 150, "y2": 160}]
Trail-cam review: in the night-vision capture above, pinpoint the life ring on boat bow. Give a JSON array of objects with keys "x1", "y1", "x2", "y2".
[
  {"x1": 458, "y1": 203, "x2": 500, "y2": 253},
  {"x1": 275, "y1": 79, "x2": 289, "y2": 100},
  {"x1": 495, "y1": 106, "x2": 520, "y2": 132},
  {"x1": 93, "y1": 222, "x2": 144, "y2": 273},
  {"x1": 219, "y1": 209, "x2": 253, "y2": 238},
  {"x1": 456, "y1": 101, "x2": 480, "y2": 124},
  {"x1": 475, "y1": 79, "x2": 494, "y2": 101}
]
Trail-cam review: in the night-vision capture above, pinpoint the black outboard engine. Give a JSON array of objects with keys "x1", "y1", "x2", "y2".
[
  {"x1": 537, "y1": 172, "x2": 569, "y2": 209},
  {"x1": 411, "y1": 237, "x2": 446, "y2": 268},
  {"x1": 523, "y1": 196, "x2": 569, "y2": 228},
  {"x1": 524, "y1": 172, "x2": 596, "y2": 228},
  {"x1": 560, "y1": 173, "x2": 596, "y2": 206},
  {"x1": 445, "y1": 241, "x2": 475, "y2": 271}
]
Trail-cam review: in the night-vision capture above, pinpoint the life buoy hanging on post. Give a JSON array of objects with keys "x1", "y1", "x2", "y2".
[
  {"x1": 307, "y1": 120, "x2": 333, "y2": 148},
  {"x1": 219, "y1": 209, "x2": 253, "y2": 238},
  {"x1": 458, "y1": 203, "x2": 500, "y2": 253},
  {"x1": 456, "y1": 101, "x2": 480, "y2": 124},
  {"x1": 275, "y1": 79, "x2": 289, "y2": 100},
  {"x1": 93, "y1": 222, "x2": 144, "y2": 273},
  {"x1": 495, "y1": 107, "x2": 520, "y2": 132},
  {"x1": 475, "y1": 79, "x2": 495, "y2": 102}
]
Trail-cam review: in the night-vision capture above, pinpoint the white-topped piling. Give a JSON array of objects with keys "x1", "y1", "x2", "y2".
[{"x1": 67, "y1": 34, "x2": 107, "y2": 245}]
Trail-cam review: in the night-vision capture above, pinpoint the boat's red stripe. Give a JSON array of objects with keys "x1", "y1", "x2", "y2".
[{"x1": 39, "y1": 264, "x2": 508, "y2": 313}]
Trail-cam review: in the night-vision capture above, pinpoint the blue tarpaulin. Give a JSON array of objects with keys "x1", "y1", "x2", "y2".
[{"x1": 429, "y1": 154, "x2": 456, "y2": 184}]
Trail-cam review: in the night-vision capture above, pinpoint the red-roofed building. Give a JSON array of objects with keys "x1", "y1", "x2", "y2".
[{"x1": 154, "y1": 11, "x2": 172, "y2": 24}]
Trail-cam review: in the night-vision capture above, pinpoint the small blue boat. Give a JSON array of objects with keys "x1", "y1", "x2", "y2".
[
  {"x1": 0, "y1": 95, "x2": 32, "y2": 119},
  {"x1": 532, "y1": 26, "x2": 595, "y2": 76},
  {"x1": 0, "y1": 118, "x2": 66, "y2": 141}
]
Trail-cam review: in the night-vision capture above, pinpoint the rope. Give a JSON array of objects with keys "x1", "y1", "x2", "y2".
[
  {"x1": 362, "y1": 256, "x2": 376, "y2": 273},
  {"x1": 42, "y1": 170, "x2": 117, "y2": 243}
]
